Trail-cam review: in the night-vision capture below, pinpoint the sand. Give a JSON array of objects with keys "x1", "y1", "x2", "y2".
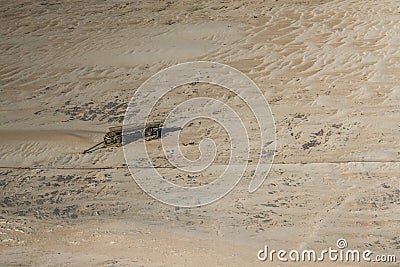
[{"x1": 0, "y1": 0, "x2": 399, "y2": 266}]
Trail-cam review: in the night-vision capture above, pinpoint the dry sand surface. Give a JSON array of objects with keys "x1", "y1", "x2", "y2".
[{"x1": 1, "y1": 0, "x2": 399, "y2": 266}]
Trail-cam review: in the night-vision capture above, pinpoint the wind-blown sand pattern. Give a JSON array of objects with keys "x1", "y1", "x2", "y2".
[{"x1": 1, "y1": 0, "x2": 399, "y2": 266}]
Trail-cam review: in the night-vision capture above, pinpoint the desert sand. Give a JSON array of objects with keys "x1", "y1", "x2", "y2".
[{"x1": 0, "y1": 0, "x2": 399, "y2": 266}]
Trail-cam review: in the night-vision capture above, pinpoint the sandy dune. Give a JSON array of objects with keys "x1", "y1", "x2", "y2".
[{"x1": 1, "y1": 0, "x2": 399, "y2": 266}]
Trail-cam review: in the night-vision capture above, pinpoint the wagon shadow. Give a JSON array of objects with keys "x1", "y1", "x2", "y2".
[{"x1": 123, "y1": 126, "x2": 182, "y2": 145}]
